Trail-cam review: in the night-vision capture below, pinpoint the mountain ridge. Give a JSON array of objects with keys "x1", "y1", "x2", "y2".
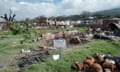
[{"x1": 94, "y1": 8, "x2": 120, "y2": 16}]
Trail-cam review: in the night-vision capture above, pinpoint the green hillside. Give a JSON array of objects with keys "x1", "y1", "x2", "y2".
[{"x1": 95, "y1": 8, "x2": 120, "y2": 16}]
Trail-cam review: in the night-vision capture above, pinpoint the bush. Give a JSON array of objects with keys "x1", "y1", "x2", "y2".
[
  {"x1": 6, "y1": 21, "x2": 38, "y2": 40},
  {"x1": 22, "y1": 28, "x2": 38, "y2": 40},
  {"x1": 7, "y1": 21, "x2": 23, "y2": 35}
]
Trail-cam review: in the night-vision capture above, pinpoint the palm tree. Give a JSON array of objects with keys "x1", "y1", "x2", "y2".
[{"x1": 0, "y1": 9, "x2": 16, "y2": 22}]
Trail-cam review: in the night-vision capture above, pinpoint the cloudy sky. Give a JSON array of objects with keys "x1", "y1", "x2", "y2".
[{"x1": 0, "y1": 0, "x2": 120, "y2": 21}]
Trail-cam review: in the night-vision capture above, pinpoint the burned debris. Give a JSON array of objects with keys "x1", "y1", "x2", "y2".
[
  {"x1": 108, "y1": 23, "x2": 120, "y2": 37},
  {"x1": 15, "y1": 48, "x2": 52, "y2": 71},
  {"x1": 92, "y1": 23, "x2": 120, "y2": 41},
  {"x1": 71, "y1": 53, "x2": 120, "y2": 72}
]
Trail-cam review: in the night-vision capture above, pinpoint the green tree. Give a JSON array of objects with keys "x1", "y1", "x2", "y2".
[{"x1": 23, "y1": 18, "x2": 33, "y2": 28}]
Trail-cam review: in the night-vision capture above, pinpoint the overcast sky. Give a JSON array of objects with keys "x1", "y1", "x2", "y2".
[{"x1": 0, "y1": 0, "x2": 120, "y2": 21}]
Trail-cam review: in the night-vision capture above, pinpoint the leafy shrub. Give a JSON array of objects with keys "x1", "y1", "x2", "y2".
[{"x1": 22, "y1": 28, "x2": 38, "y2": 40}]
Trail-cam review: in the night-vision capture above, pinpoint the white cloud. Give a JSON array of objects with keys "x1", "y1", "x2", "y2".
[
  {"x1": 19, "y1": 2, "x2": 29, "y2": 5},
  {"x1": 43, "y1": 0, "x2": 54, "y2": 2},
  {"x1": 59, "y1": 0, "x2": 120, "y2": 15},
  {"x1": 0, "y1": 0, "x2": 120, "y2": 21}
]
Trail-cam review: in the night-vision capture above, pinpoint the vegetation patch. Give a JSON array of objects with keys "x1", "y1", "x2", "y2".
[{"x1": 20, "y1": 40, "x2": 120, "y2": 72}]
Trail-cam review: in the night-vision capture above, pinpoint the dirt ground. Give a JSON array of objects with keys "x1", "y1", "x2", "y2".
[{"x1": 0, "y1": 54, "x2": 12, "y2": 68}]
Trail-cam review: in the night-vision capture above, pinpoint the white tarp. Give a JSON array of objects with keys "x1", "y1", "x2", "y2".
[{"x1": 53, "y1": 55, "x2": 60, "y2": 61}]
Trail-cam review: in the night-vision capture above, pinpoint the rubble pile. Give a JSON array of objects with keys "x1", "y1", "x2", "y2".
[{"x1": 71, "y1": 53, "x2": 120, "y2": 72}]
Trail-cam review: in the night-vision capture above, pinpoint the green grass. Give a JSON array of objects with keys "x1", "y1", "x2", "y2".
[
  {"x1": 0, "y1": 28, "x2": 58, "y2": 54},
  {"x1": 21, "y1": 40, "x2": 120, "y2": 72},
  {"x1": 36, "y1": 27, "x2": 87, "y2": 35},
  {"x1": 0, "y1": 40, "x2": 120, "y2": 72},
  {"x1": 0, "y1": 27, "x2": 119, "y2": 72}
]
